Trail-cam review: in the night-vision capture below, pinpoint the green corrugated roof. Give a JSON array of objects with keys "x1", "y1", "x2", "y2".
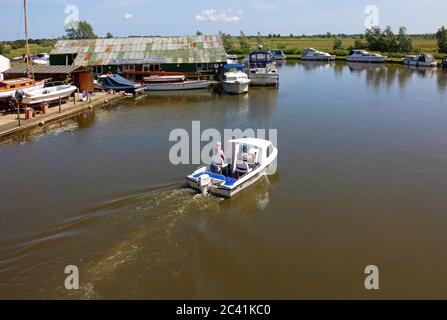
[{"x1": 50, "y1": 35, "x2": 227, "y2": 66}]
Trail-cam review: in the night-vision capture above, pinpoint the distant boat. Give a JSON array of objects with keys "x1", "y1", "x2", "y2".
[
  {"x1": 222, "y1": 64, "x2": 250, "y2": 94},
  {"x1": 301, "y1": 48, "x2": 335, "y2": 61},
  {"x1": 442, "y1": 57, "x2": 447, "y2": 68},
  {"x1": 99, "y1": 73, "x2": 144, "y2": 95},
  {"x1": 186, "y1": 138, "x2": 278, "y2": 197},
  {"x1": 226, "y1": 54, "x2": 239, "y2": 64},
  {"x1": 20, "y1": 81, "x2": 77, "y2": 105},
  {"x1": 402, "y1": 54, "x2": 437, "y2": 67},
  {"x1": 32, "y1": 53, "x2": 49, "y2": 65},
  {"x1": 347, "y1": 49, "x2": 386, "y2": 63},
  {"x1": 245, "y1": 50, "x2": 279, "y2": 86},
  {"x1": 269, "y1": 49, "x2": 287, "y2": 60}
]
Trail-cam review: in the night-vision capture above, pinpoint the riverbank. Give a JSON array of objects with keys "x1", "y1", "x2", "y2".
[{"x1": 0, "y1": 91, "x2": 126, "y2": 141}]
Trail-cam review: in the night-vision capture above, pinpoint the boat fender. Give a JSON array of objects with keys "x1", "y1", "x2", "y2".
[{"x1": 39, "y1": 120, "x2": 45, "y2": 126}]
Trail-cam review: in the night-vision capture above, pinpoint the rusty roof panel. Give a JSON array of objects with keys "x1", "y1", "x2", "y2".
[{"x1": 50, "y1": 35, "x2": 227, "y2": 65}]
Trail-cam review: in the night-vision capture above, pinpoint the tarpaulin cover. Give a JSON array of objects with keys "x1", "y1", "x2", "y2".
[{"x1": 101, "y1": 74, "x2": 137, "y2": 90}]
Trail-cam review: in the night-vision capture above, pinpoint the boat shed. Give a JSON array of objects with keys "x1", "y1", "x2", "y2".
[
  {"x1": 3, "y1": 65, "x2": 94, "y2": 92},
  {"x1": 49, "y1": 35, "x2": 227, "y2": 79}
]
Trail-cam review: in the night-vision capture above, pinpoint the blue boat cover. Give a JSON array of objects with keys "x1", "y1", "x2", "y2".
[
  {"x1": 224, "y1": 64, "x2": 244, "y2": 69},
  {"x1": 101, "y1": 74, "x2": 137, "y2": 90}
]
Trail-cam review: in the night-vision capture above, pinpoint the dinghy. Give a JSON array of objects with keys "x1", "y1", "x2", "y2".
[{"x1": 187, "y1": 138, "x2": 278, "y2": 198}]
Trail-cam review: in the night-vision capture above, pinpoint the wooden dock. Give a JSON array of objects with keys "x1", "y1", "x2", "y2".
[{"x1": 0, "y1": 91, "x2": 126, "y2": 142}]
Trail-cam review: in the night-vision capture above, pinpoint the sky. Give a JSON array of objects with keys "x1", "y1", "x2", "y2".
[{"x1": 2, "y1": 0, "x2": 447, "y2": 40}]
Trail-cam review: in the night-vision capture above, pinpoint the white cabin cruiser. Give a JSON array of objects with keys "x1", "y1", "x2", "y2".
[
  {"x1": 187, "y1": 138, "x2": 278, "y2": 198},
  {"x1": 19, "y1": 81, "x2": 77, "y2": 105},
  {"x1": 222, "y1": 64, "x2": 250, "y2": 94},
  {"x1": 245, "y1": 51, "x2": 279, "y2": 86},
  {"x1": 347, "y1": 49, "x2": 386, "y2": 63},
  {"x1": 301, "y1": 48, "x2": 336, "y2": 61},
  {"x1": 402, "y1": 54, "x2": 437, "y2": 67}
]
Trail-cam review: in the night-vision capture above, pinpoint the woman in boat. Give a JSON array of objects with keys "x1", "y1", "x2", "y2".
[{"x1": 211, "y1": 141, "x2": 228, "y2": 175}]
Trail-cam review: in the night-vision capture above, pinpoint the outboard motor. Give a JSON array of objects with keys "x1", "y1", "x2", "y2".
[{"x1": 198, "y1": 174, "x2": 211, "y2": 196}]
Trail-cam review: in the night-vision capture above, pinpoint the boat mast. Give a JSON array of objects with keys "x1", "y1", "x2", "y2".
[{"x1": 24, "y1": 0, "x2": 34, "y2": 79}]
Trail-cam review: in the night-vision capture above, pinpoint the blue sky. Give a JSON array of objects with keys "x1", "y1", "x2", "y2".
[{"x1": 2, "y1": 0, "x2": 447, "y2": 40}]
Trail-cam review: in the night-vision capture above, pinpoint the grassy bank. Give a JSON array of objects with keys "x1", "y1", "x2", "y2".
[{"x1": 227, "y1": 36, "x2": 444, "y2": 59}]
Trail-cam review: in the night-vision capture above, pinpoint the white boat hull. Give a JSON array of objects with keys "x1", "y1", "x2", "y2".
[
  {"x1": 346, "y1": 56, "x2": 386, "y2": 63},
  {"x1": 0, "y1": 80, "x2": 46, "y2": 100},
  {"x1": 222, "y1": 81, "x2": 250, "y2": 94},
  {"x1": 187, "y1": 168, "x2": 269, "y2": 198},
  {"x1": 247, "y1": 72, "x2": 279, "y2": 86},
  {"x1": 145, "y1": 80, "x2": 211, "y2": 91},
  {"x1": 403, "y1": 60, "x2": 437, "y2": 67},
  {"x1": 301, "y1": 55, "x2": 336, "y2": 61},
  {"x1": 22, "y1": 85, "x2": 77, "y2": 105}
]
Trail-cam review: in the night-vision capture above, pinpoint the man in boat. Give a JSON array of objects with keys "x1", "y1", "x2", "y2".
[{"x1": 235, "y1": 144, "x2": 255, "y2": 178}]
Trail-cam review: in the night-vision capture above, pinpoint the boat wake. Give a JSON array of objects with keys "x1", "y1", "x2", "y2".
[{"x1": 53, "y1": 184, "x2": 221, "y2": 299}]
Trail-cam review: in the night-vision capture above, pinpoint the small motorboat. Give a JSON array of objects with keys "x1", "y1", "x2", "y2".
[
  {"x1": 99, "y1": 73, "x2": 144, "y2": 95},
  {"x1": 187, "y1": 138, "x2": 278, "y2": 198},
  {"x1": 269, "y1": 49, "x2": 287, "y2": 60},
  {"x1": 222, "y1": 64, "x2": 250, "y2": 94},
  {"x1": 226, "y1": 54, "x2": 239, "y2": 64},
  {"x1": 245, "y1": 50, "x2": 279, "y2": 86},
  {"x1": 144, "y1": 73, "x2": 211, "y2": 91},
  {"x1": 19, "y1": 81, "x2": 77, "y2": 105},
  {"x1": 301, "y1": 48, "x2": 336, "y2": 61},
  {"x1": 347, "y1": 49, "x2": 386, "y2": 63},
  {"x1": 402, "y1": 54, "x2": 437, "y2": 67},
  {"x1": 0, "y1": 78, "x2": 46, "y2": 101}
]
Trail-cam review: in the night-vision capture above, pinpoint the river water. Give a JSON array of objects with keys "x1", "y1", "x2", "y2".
[{"x1": 1, "y1": 62, "x2": 447, "y2": 299}]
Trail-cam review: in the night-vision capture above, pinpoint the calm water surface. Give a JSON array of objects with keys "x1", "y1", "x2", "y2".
[{"x1": 1, "y1": 62, "x2": 447, "y2": 299}]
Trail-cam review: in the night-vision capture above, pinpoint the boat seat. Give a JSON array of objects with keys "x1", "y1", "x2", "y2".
[{"x1": 235, "y1": 160, "x2": 252, "y2": 174}]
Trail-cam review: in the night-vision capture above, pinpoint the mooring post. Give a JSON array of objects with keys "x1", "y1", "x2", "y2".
[
  {"x1": 17, "y1": 103, "x2": 21, "y2": 126},
  {"x1": 59, "y1": 96, "x2": 62, "y2": 113}
]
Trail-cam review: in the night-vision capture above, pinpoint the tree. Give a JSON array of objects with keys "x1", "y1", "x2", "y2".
[
  {"x1": 333, "y1": 37, "x2": 343, "y2": 50},
  {"x1": 0, "y1": 43, "x2": 4, "y2": 55},
  {"x1": 354, "y1": 38, "x2": 368, "y2": 49},
  {"x1": 106, "y1": 32, "x2": 113, "y2": 38},
  {"x1": 65, "y1": 20, "x2": 97, "y2": 39},
  {"x1": 382, "y1": 26, "x2": 398, "y2": 52},
  {"x1": 196, "y1": 30, "x2": 203, "y2": 36},
  {"x1": 219, "y1": 31, "x2": 233, "y2": 52},
  {"x1": 396, "y1": 27, "x2": 412, "y2": 52},
  {"x1": 239, "y1": 30, "x2": 250, "y2": 51},
  {"x1": 365, "y1": 27, "x2": 384, "y2": 51},
  {"x1": 436, "y1": 26, "x2": 447, "y2": 53}
]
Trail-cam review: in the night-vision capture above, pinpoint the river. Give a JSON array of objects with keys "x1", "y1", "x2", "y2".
[{"x1": 1, "y1": 61, "x2": 447, "y2": 299}]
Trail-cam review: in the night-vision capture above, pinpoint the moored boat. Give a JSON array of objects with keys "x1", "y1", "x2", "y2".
[
  {"x1": 100, "y1": 73, "x2": 144, "y2": 95},
  {"x1": 222, "y1": 64, "x2": 250, "y2": 94},
  {"x1": 245, "y1": 50, "x2": 279, "y2": 86},
  {"x1": 187, "y1": 138, "x2": 278, "y2": 198},
  {"x1": 301, "y1": 48, "x2": 336, "y2": 61},
  {"x1": 402, "y1": 54, "x2": 437, "y2": 67},
  {"x1": 442, "y1": 57, "x2": 447, "y2": 68},
  {"x1": 347, "y1": 49, "x2": 386, "y2": 63},
  {"x1": 19, "y1": 81, "x2": 77, "y2": 105},
  {"x1": 269, "y1": 49, "x2": 287, "y2": 60}
]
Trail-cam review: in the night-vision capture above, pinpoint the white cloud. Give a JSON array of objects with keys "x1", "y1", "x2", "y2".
[
  {"x1": 124, "y1": 13, "x2": 134, "y2": 20},
  {"x1": 195, "y1": 9, "x2": 241, "y2": 22}
]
